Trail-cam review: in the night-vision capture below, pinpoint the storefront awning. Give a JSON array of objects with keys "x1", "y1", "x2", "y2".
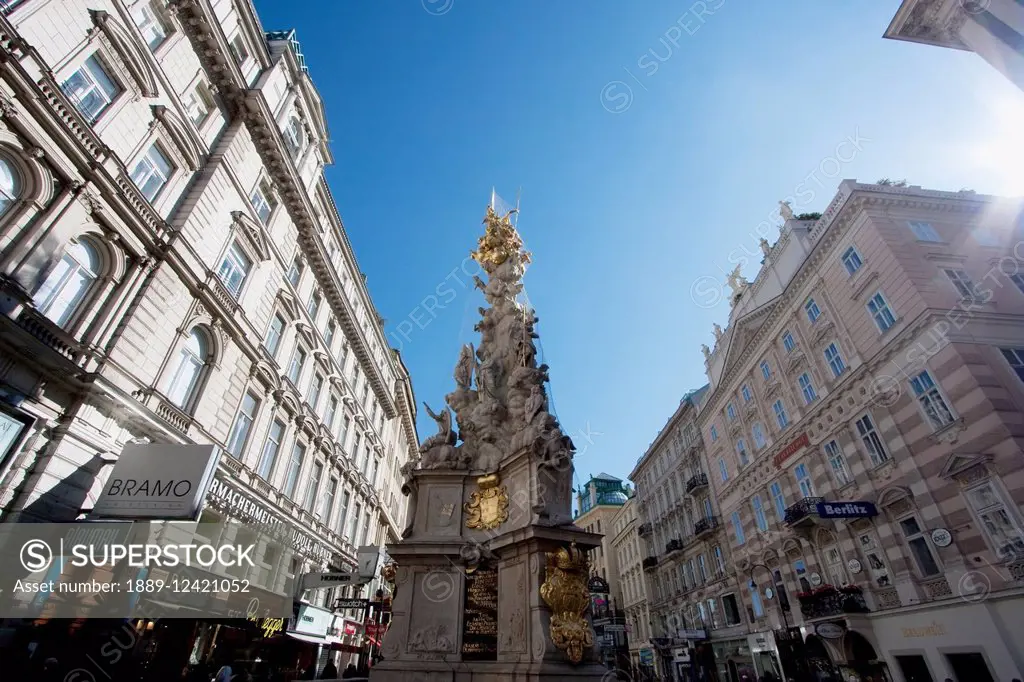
[{"x1": 287, "y1": 631, "x2": 326, "y2": 645}]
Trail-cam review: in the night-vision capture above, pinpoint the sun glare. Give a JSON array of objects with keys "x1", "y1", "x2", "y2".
[{"x1": 963, "y1": 89, "x2": 1024, "y2": 196}]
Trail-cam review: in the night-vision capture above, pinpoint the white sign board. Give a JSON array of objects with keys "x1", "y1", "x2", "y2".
[
  {"x1": 293, "y1": 604, "x2": 333, "y2": 637},
  {"x1": 301, "y1": 572, "x2": 371, "y2": 590},
  {"x1": 92, "y1": 444, "x2": 221, "y2": 520}
]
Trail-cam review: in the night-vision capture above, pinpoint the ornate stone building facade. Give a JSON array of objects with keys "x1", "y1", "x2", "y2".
[
  {"x1": 885, "y1": 0, "x2": 1024, "y2": 91},
  {"x1": 0, "y1": 0, "x2": 416, "y2": 619},
  {"x1": 699, "y1": 181, "x2": 1024, "y2": 681},
  {"x1": 609, "y1": 495, "x2": 654, "y2": 677}
]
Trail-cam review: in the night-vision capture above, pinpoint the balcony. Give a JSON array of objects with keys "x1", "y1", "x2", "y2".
[
  {"x1": 664, "y1": 538, "x2": 684, "y2": 558},
  {"x1": 693, "y1": 516, "x2": 719, "y2": 539},
  {"x1": 685, "y1": 473, "x2": 709, "y2": 494},
  {"x1": 638, "y1": 522, "x2": 652, "y2": 537},
  {"x1": 783, "y1": 497, "x2": 823, "y2": 527},
  {"x1": 642, "y1": 556, "x2": 659, "y2": 571},
  {"x1": 796, "y1": 585, "x2": 869, "y2": 620}
]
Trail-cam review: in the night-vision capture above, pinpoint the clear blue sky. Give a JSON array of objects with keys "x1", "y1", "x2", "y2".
[{"x1": 252, "y1": 0, "x2": 1023, "y2": 485}]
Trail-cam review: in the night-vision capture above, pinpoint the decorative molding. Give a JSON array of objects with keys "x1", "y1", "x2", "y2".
[
  {"x1": 89, "y1": 10, "x2": 160, "y2": 97},
  {"x1": 151, "y1": 105, "x2": 203, "y2": 170}
]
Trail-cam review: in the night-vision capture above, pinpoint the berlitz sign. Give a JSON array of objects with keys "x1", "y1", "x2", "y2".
[
  {"x1": 92, "y1": 444, "x2": 220, "y2": 520},
  {"x1": 815, "y1": 501, "x2": 879, "y2": 519},
  {"x1": 773, "y1": 433, "x2": 809, "y2": 468}
]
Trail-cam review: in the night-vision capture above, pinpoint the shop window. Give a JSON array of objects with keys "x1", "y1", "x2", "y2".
[{"x1": 946, "y1": 653, "x2": 995, "y2": 682}]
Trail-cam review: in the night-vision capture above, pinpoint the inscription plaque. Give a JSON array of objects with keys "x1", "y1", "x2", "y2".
[{"x1": 461, "y1": 565, "x2": 498, "y2": 661}]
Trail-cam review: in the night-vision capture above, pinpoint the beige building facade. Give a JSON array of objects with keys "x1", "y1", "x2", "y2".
[
  {"x1": 609, "y1": 495, "x2": 654, "y2": 673},
  {"x1": 885, "y1": 0, "x2": 1024, "y2": 92},
  {"x1": 0, "y1": 0, "x2": 417, "y2": 646},
  {"x1": 699, "y1": 181, "x2": 1024, "y2": 682}
]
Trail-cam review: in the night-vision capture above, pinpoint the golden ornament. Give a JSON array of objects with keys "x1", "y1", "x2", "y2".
[
  {"x1": 539, "y1": 542, "x2": 594, "y2": 664},
  {"x1": 464, "y1": 473, "x2": 510, "y2": 530}
]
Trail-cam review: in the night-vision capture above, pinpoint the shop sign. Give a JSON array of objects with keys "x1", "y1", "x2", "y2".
[
  {"x1": 93, "y1": 444, "x2": 221, "y2": 520},
  {"x1": 748, "y1": 632, "x2": 774, "y2": 653},
  {"x1": 815, "y1": 501, "x2": 878, "y2": 519},
  {"x1": 773, "y1": 433, "x2": 809, "y2": 468},
  {"x1": 848, "y1": 559, "x2": 863, "y2": 574},
  {"x1": 293, "y1": 604, "x2": 332, "y2": 637},
  {"x1": 343, "y1": 620, "x2": 360, "y2": 636},
  {"x1": 815, "y1": 622, "x2": 845, "y2": 639},
  {"x1": 588, "y1": 576, "x2": 610, "y2": 593},
  {"x1": 249, "y1": 616, "x2": 284, "y2": 638},
  {"x1": 672, "y1": 647, "x2": 690, "y2": 662},
  {"x1": 335, "y1": 598, "x2": 368, "y2": 610},
  {"x1": 930, "y1": 528, "x2": 952, "y2": 547},
  {"x1": 901, "y1": 621, "x2": 947, "y2": 638},
  {"x1": 604, "y1": 624, "x2": 625, "y2": 632},
  {"x1": 208, "y1": 478, "x2": 334, "y2": 563},
  {"x1": 639, "y1": 648, "x2": 654, "y2": 665},
  {"x1": 679, "y1": 629, "x2": 706, "y2": 640}
]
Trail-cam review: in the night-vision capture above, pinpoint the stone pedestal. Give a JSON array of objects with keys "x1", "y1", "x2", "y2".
[{"x1": 371, "y1": 466, "x2": 608, "y2": 682}]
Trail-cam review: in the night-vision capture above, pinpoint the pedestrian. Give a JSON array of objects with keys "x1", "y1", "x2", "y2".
[
  {"x1": 320, "y1": 660, "x2": 337, "y2": 679},
  {"x1": 341, "y1": 664, "x2": 355, "y2": 679}
]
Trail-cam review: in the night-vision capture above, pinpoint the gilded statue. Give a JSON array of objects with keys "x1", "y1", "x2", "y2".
[{"x1": 539, "y1": 542, "x2": 593, "y2": 664}]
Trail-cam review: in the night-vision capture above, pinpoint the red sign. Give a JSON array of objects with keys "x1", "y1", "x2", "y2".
[
  {"x1": 773, "y1": 433, "x2": 809, "y2": 468},
  {"x1": 365, "y1": 624, "x2": 383, "y2": 636},
  {"x1": 343, "y1": 621, "x2": 359, "y2": 635}
]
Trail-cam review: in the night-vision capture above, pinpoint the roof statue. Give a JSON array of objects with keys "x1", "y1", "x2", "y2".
[
  {"x1": 414, "y1": 207, "x2": 575, "y2": 524},
  {"x1": 701, "y1": 344, "x2": 711, "y2": 362},
  {"x1": 779, "y1": 200, "x2": 794, "y2": 221},
  {"x1": 713, "y1": 322, "x2": 724, "y2": 341},
  {"x1": 759, "y1": 238, "x2": 771, "y2": 258},
  {"x1": 726, "y1": 263, "x2": 748, "y2": 294}
]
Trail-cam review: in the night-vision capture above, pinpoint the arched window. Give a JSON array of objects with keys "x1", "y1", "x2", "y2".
[
  {"x1": 0, "y1": 155, "x2": 20, "y2": 217},
  {"x1": 33, "y1": 238, "x2": 101, "y2": 327},
  {"x1": 166, "y1": 328, "x2": 210, "y2": 409}
]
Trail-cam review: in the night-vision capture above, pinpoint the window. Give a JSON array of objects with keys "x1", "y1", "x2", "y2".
[
  {"x1": 824, "y1": 440, "x2": 851, "y2": 486},
  {"x1": 751, "y1": 422, "x2": 766, "y2": 449},
  {"x1": 1002, "y1": 348, "x2": 1024, "y2": 383},
  {"x1": 250, "y1": 182, "x2": 276, "y2": 224},
  {"x1": 709, "y1": 425, "x2": 718, "y2": 442},
  {"x1": 339, "y1": 415, "x2": 350, "y2": 449},
  {"x1": 217, "y1": 242, "x2": 251, "y2": 298},
  {"x1": 867, "y1": 291, "x2": 896, "y2": 332},
  {"x1": 798, "y1": 373, "x2": 817, "y2": 404},
  {"x1": 782, "y1": 332, "x2": 796, "y2": 353},
  {"x1": 132, "y1": 2, "x2": 168, "y2": 50},
  {"x1": 349, "y1": 502, "x2": 361, "y2": 544},
  {"x1": 841, "y1": 246, "x2": 863, "y2": 275},
  {"x1": 718, "y1": 458, "x2": 729, "y2": 483},
  {"x1": 303, "y1": 460, "x2": 323, "y2": 512},
  {"x1": 732, "y1": 511, "x2": 745, "y2": 545},
  {"x1": 772, "y1": 399, "x2": 789, "y2": 429},
  {"x1": 760, "y1": 360, "x2": 771, "y2": 380},
  {"x1": 1010, "y1": 273, "x2": 1024, "y2": 295},
  {"x1": 899, "y1": 516, "x2": 941, "y2": 576},
  {"x1": 722, "y1": 594, "x2": 741, "y2": 626},
  {"x1": 130, "y1": 144, "x2": 174, "y2": 202},
  {"x1": 283, "y1": 442, "x2": 305, "y2": 498},
  {"x1": 229, "y1": 33, "x2": 250, "y2": 65},
  {"x1": 824, "y1": 342, "x2": 846, "y2": 378},
  {"x1": 166, "y1": 329, "x2": 209, "y2": 409},
  {"x1": 257, "y1": 419, "x2": 285, "y2": 479},
  {"x1": 749, "y1": 583, "x2": 765, "y2": 618},
  {"x1": 805, "y1": 298, "x2": 821, "y2": 323},
  {"x1": 183, "y1": 86, "x2": 212, "y2": 127},
  {"x1": 794, "y1": 463, "x2": 814, "y2": 498},
  {"x1": 713, "y1": 546, "x2": 725, "y2": 575},
  {"x1": 264, "y1": 314, "x2": 285, "y2": 357},
  {"x1": 909, "y1": 370, "x2": 955, "y2": 429},
  {"x1": 308, "y1": 372, "x2": 325, "y2": 410},
  {"x1": 854, "y1": 413, "x2": 889, "y2": 466},
  {"x1": 686, "y1": 559, "x2": 696, "y2": 588},
  {"x1": 61, "y1": 54, "x2": 120, "y2": 123},
  {"x1": 361, "y1": 514, "x2": 371, "y2": 545},
  {"x1": 324, "y1": 394, "x2": 339, "y2": 429},
  {"x1": 33, "y1": 238, "x2": 100, "y2": 327},
  {"x1": 307, "y1": 290, "x2": 322, "y2": 320},
  {"x1": 944, "y1": 268, "x2": 983, "y2": 301},
  {"x1": 770, "y1": 481, "x2": 785, "y2": 520},
  {"x1": 337, "y1": 490, "x2": 351, "y2": 537},
  {"x1": 741, "y1": 384, "x2": 752, "y2": 402},
  {"x1": 226, "y1": 391, "x2": 259, "y2": 457},
  {"x1": 324, "y1": 320, "x2": 337, "y2": 348},
  {"x1": 371, "y1": 457, "x2": 379, "y2": 486},
  {"x1": 752, "y1": 495, "x2": 768, "y2": 532},
  {"x1": 287, "y1": 258, "x2": 303, "y2": 287},
  {"x1": 736, "y1": 439, "x2": 748, "y2": 467},
  {"x1": 964, "y1": 482, "x2": 1024, "y2": 559},
  {"x1": 726, "y1": 402, "x2": 736, "y2": 421},
  {"x1": 288, "y1": 347, "x2": 306, "y2": 384},
  {"x1": 0, "y1": 155, "x2": 19, "y2": 217},
  {"x1": 284, "y1": 116, "x2": 306, "y2": 159},
  {"x1": 698, "y1": 554, "x2": 708, "y2": 582},
  {"x1": 908, "y1": 221, "x2": 941, "y2": 242}
]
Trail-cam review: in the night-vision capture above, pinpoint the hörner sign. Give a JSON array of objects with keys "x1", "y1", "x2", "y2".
[
  {"x1": 92, "y1": 444, "x2": 221, "y2": 520},
  {"x1": 815, "y1": 501, "x2": 878, "y2": 519}
]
